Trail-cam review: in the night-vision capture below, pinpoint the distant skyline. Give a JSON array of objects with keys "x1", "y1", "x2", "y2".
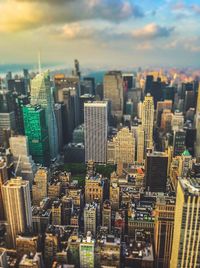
[{"x1": 0, "y1": 0, "x2": 200, "y2": 67}]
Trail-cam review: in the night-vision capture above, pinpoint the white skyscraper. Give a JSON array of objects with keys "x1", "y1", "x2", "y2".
[
  {"x1": 9, "y1": 136, "x2": 37, "y2": 186},
  {"x1": 31, "y1": 71, "x2": 58, "y2": 159},
  {"x1": 84, "y1": 101, "x2": 108, "y2": 163},
  {"x1": 142, "y1": 94, "x2": 154, "y2": 151},
  {"x1": 2, "y1": 177, "x2": 32, "y2": 248}
]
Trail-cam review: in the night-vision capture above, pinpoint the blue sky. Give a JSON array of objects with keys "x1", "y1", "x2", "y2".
[{"x1": 0, "y1": 0, "x2": 200, "y2": 68}]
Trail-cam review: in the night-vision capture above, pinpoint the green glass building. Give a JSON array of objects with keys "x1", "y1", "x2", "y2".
[{"x1": 23, "y1": 104, "x2": 50, "y2": 166}]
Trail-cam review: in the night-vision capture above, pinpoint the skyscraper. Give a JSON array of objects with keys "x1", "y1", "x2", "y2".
[
  {"x1": 2, "y1": 177, "x2": 32, "y2": 248},
  {"x1": 31, "y1": 71, "x2": 58, "y2": 159},
  {"x1": 173, "y1": 130, "x2": 186, "y2": 157},
  {"x1": 84, "y1": 101, "x2": 108, "y2": 163},
  {"x1": 9, "y1": 136, "x2": 36, "y2": 185},
  {"x1": 23, "y1": 105, "x2": 50, "y2": 166},
  {"x1": 154, "y1": 196, "x2": 175, "y2": 268},
  {"x1": 145, "y1": 151, "x2": 168, "y2": 192},
  {"x1": 195, "y1": 83, "x2": 200, "y2": 158},
  {"x1": 142, "y1": 94, "x2": 154, "y2": 151},
  {"x1": 84, "y1": 203, "x2": 97, "y2": 236},
  {"x1": 0, "y1": 90, "x2": 16, "y2": 146},
  {"x1": 103, "y1": 71, "x2": 123, "y2": 117},
  {"x1": 0, "y1": 158, "x2": 8, "y2": 221},
  {"x1": 170, "y1": 177, "x2": 200, "y2": 267},
  {"x1": 107, "y1": 127, "x2": 135, "y2": 165}
]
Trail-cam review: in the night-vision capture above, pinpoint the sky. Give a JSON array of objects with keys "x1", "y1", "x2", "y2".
[{"x1": 0, "y1": 0, "x2": 200, "y2": 68}]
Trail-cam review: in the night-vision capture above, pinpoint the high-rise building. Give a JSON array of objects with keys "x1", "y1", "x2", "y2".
[
  {"x1": 32, "y1": 167, "x2": 49, "y2": 205},
  {"x1": 170, "y1": 177, "x2": 200, "y2": 267},
  {"x1": 31, "y1": 71, "x2": 58, "y2": 159},
  {"x1": 102, "y1": 200, "x2": 111, "y2": 232},
  {"x1": 54, "y1": 103, "x2": 63, "y2": 152},
  {"x1": 9, "y1": 136, "x2": 36, "y2": 186},
  {"x1": 142, "y1": 94, "x2": 154, "y2": 151},
  {"x1": 161, "y1": 109, "x2": 173, "y2": 133},
  {"x1": 145, "y1": 151, "x2": 168, "y2": 192},
  {"x1": 195, "y1": 83, "x2": 200, "y2": 158},
  {"x1": 79, "y1": 232, "x2": 95, "y2": 268},
  {"x1": 23, "y1": 105, "x2": 50, "y2": 166},
  {"x1": 173, "y1": 130, "x2": 186, "y2": 157},
  {"x1": 2, "y1": 177, "x2": 32, "y2": 248},
  {"x1": 103, "y1": 71, "x2": 123, "y2": 117},
  {"x1": 154, "y1": 196, "x2": 175, "y2": 268},
  {"x1": 84, "y1": 203, "x2": 97, "y2": 236},
  {"x1": 172, "y1": 111, "x2": 184, "y2": 131},
  {"x1": 84, "y1": 101, "x2": 108, "y2": 163},
  {"x1": 178, "y1": 150, "x2": 192, "y2": 177},
  {"x1": 107, "y1": 127, "x2": 135, "y2": 165},
  {"x1": 0, "y1": 158, "x2": 8, "y2": 221},
  {"x1": 132, "y1": 124, "x2": 145, "y2": 163},
  {"x1": 0, "y1": 90, "x2": 16, "y2": 146}
]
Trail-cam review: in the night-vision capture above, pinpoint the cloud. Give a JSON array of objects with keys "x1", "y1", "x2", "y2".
[
  {"x1": 0, "y1": 0, "x2": 144, "y2": 33},
  {"x1": 191, "y1": 4, "x2": 200, "y2": 14},
  {"x1": 131, "y1": 23, "x2": 174, "y2": 39}
]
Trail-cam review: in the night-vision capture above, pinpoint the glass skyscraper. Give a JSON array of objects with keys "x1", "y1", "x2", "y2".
[
  {"x1": 23, "y1": 105, "x2": 50, "y2": 166},
  {"x1": 31, "y1": 71, "x2": 58, "y2": 159}
]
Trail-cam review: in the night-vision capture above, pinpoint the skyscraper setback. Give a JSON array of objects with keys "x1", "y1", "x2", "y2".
[{"x1": 2, "y1": 178, "x2": 32, "y2": 248}]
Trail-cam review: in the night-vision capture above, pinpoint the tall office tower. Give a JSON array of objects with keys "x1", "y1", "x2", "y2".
[
  {"x1": 137, "y1": 101, "x2": 143, "y2": 119},
  {"x1": 2, "y1": 177, "x2": 32, "y2": 248},
  {"x1": 0, "y1": 158, "x2": 8, "y2": 221},
  {"x1": 103, "y1": 71, "x2": 123, "y2": 117},
  {"x1": 195, "y1": 84, "x2": 200, "y2": 158},
  {"x1": 79, "y1": 94, "x2": 95, "y2": 124},
  {"x1": 145, "y1": 151, "x2": 168, "y2": 192},
  {"x1": 178, "y1": 150, "x2": 192, "y2": 177},
  {"x1": 30, "y1": 71, "x2": 58, "y2": 159},
  {"x1": 170, "y1": 177, "x2": 200, "y2": 267},
  {"x1": 145, "y1": 75, "x2": 153, "y2": 94},
  {"x1": 156, "y1": 100, "x2": 173, "y2": 127},
  {"x1": 0, "y1": 90, "x2": 16, "y2": 146},
  {"x1": 107, "y1": 127, "x2": 135, "y2": 165},
  {"x1": 23, "y1": 105, "x2": 50, "y2": 166},
  {"x1": 123, "y1": 73, "x2": 134, "y2": 91},
  {"x1": 13, "y1": 94, "x2": 29, "y2": 135},
  {"x1": 83, "y1": 77, "x2": 95, "y2": 95},
  {"x1": 84, "y1": 102, "x2": 108, "y2": 163},
  {"x1": 173, "y1": 130, "x2": 186, "y2": 157},
  {"x1": 161, "y1": 109, "x2": 173, "y2": 133},
  {"x1": 132, "y1": 124, "x2": 145, "y2": 163},
  {"x1": 154, "y1": 196, "x2": 175, "y2": 268},
  {"x1": 172, "y1": 111, "x2": 184, "y2": 131},
  {"x1": 54, "y1": 103, "x2": 63, "y2": 152},
  {"x1": 56, "y1": 77, "x2": 80, "y2": 142},
  {"x1": 9, "y1": 136, "x2": 36, "y2": 185},
  {"x1": 84, "y1": 203, "x2": 97, "y2": 236},
  {"x1": 79, "y1": 232, "x2": 95, "y2": 268},
  {"x1": 32, "y1": 167, "x2": 49, "y2": 205},
  {"x1": 102, "y1": 200, "x2": 111, "y2": 232},
  {"x1": 142, "y1": 94, "x2": 154, "y2": 151}
]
